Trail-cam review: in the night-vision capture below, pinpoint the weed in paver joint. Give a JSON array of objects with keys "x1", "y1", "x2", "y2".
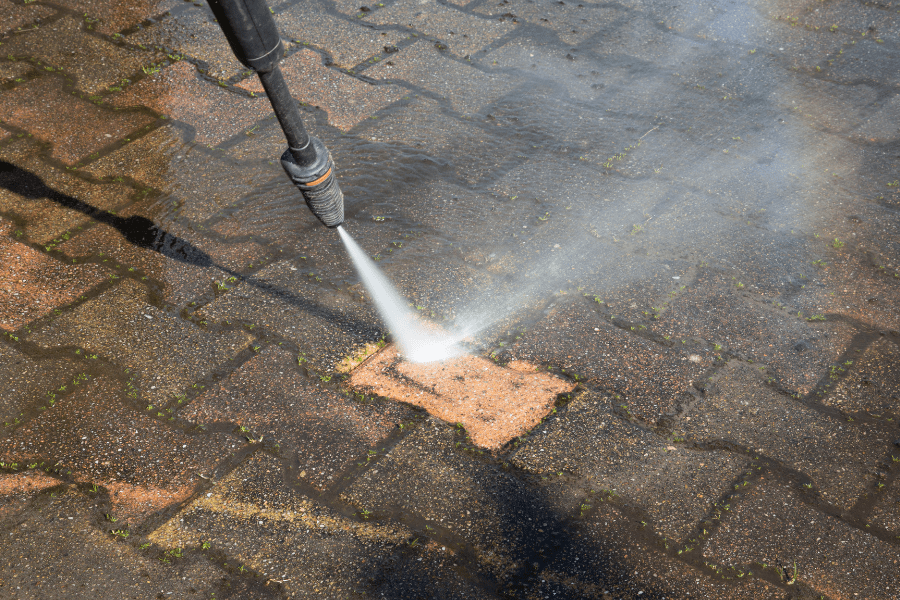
[{"x1": 831, "y1": 238, "x2": 844, "y2": 249}]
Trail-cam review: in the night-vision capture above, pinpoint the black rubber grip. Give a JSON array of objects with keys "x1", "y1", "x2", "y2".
[{"x1": 281, "y1": 137, "x2": 345, "y2": 228}]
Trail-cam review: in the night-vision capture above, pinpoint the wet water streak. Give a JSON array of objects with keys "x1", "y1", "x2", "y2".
[{"x1": 337, "y1": 225, "x2": 462, "y2": 363}]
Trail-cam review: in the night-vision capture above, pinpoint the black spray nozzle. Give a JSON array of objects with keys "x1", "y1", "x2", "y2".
[
  {"x1": 209, "y1": 0, "x2": 345, "y2": 228},
  {"x1": 281, "y1": 137, "x2": 344, "y2": 228}
]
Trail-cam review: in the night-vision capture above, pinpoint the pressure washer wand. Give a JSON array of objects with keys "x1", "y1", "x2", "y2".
[{"x1": 208, "y1": 0, "x2": 344, "y2": 228}]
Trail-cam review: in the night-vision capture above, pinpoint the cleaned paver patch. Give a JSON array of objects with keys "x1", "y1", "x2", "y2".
[{"x1": 351, "y1": 343, "x2": 573, "y2": 448}]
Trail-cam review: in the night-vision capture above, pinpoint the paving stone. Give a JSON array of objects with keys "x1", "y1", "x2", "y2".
[
  {"x1": 870, "y1": 473, "x2": 900, "y2": 534},
  {"x1": 512, "y1": 391, "x2": 749, "y2": 542},
  {"x1": 649, "y1": 269, "x2": 860, "y2": 395},
  {"x1": 42, "y1": 0, "x2": 183, "y2": 35},
  {"x1": 0, "y1": 61, "x2": 31, "y2": 84},
  {"x1": 531, "y1": 503, "x2": 785, "y2": 600},
  {"x1": 0, "y1": 77, "x2": 155, "y2": 165},
  {"x1": 789, "y1": 249, "x2": 900, "y2": 333},
  {"x1": 0, "y1": 0, "x2": 54, "y2": 34},
  {"x1": 366, "y1": 0, "x2": 515, "y2": 57},
  {"x1": 679, "y1": 359, "x2": 893, "y2": 511},
  {"x1": 825, "y1": 338, "x2": 900, "y2": 417},
  {"x1": 274, "y1": 3, "x2": 405, "y2": 68},
  {"x1": 0, "y1": 137, "x2": 135, "y2": 243},
  {"x1": 342, "y1": 423, "x2": 580, "y2": 582},
  {"x1": 110, "y1": 61, "x2": 271, "y2": 145},
  {"x1": 0, "y1": 344, "x2": 82, "y2": 427},
  {"x1": 29, "y1": 279, "x2": 252, "y2": 409},
  {"x1": 198, "y1": 259, "x2": 383, "y2": 372},
  {"x1": 827, "y1": 38, "x2": 900, "y2": 87},
  {"x1": 2, "y1": 17, "x2": 152, "y2": 94},
  {"x1": 236, "y1": 48, "x2": 402, "y2": 131},
  {"x1": 0, "y1": 377, "x2": 238, "y2": 523},
  {"x1": 127, "y1": 6, "x2": 246, "y2": 80},
  {"x1": 367, "y1": 40, "x2": 521, "y2": 113},
  {"x1": 0, "y1": 470, "x2": 60, "y2": 521},
  {"x1": 181, "y1": 346, "x2": 412, "y2": 490},
  {"x1": 83, "y1": 124, "x2": 275, "y2": 223},
  {"x1": 704, "y1": 478, "x2": 900, "y2": 600},
  {"x1": 475, "y1": 0, "x2": 624, "y2": 46},
  {"x1": 350, "y1": 343, "x2": 573, "y2": 449},
  {"x1": 150, "y1": 452, "x2": 417, "y2": 598},
  {"x1": 510, "y1": 299, "x2": 714, "y2": 425},
  {"x1": 58, "y1": 201, "x2": 269, "y2": 307},
  {"x1": 0, "y1": 217, "x2": 106, "y2": 331},
  {"x1": 0, "y1": 484, "x2": 229, "y2": 599}
]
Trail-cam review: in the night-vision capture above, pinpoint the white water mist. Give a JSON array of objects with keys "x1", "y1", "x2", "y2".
[{"x1": 337, "y1": 226, "x2": 463, "y2": 363}]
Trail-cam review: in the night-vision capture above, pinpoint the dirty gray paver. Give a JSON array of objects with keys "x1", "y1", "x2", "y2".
[
  {"x1": 704, "y1": 478, "x2": 900, "y2": 600},
  {"x1": 28, "y1": 279, "x2": 252, "y2": 409},
  {"x1": 677, "y1": 359, "x2": 893, "y2": 511},
  {"x1": 0, "y1": 344, "x2": 81, "y2": 426},
  {"x1": 512, "y1": 391, "x2": 750, "y2": 543},
  {"x1": 148, "y1": 452, "x2": 435, "y2": 599},
  {"x1": 181, "y1": 346, "x2": 414, "y2": 491},
  {"x1": 825, "y1": 337, "x2": 900, "y2": 417},
  {"x1": 341, "y1": 422, "x2": 582, "y2": 584}
]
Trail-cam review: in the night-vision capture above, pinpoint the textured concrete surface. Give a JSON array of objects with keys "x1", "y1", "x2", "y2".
[{"x1": 0, "y1": 0, "x2": 898, "y2": 598}]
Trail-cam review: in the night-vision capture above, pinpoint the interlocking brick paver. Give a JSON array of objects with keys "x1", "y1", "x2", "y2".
[
  {"x1": 199, "y1": 259, "x2": 382, "y2": 372},
  {"x1": 342, "y1": 423, "x2": 580, "y2": 582},
  {"x1": 57, "y1": 199, "x2": 269, "y2": 307},
  {"x1": 679, "y1": 359, "x2": 892, "y2": 511},
  {"x1": 0, "y1": 484, "x2": 230, "y2": 598},
  {"x1": 475, "y1": 0, "x2": 623, "y2": 46},
  {"x1": 0, "y1": 377, "x2": 238, "y2": 523},
  {"x1": 704, "y1": 478, "x2": 900, "y2": 600},
  {"x1": 870, "y1": 474, "x2": 900, "y2": 534},
  {"x1": 650, "y1": 270, "x2": 861, "y2": 395},
  {"x1": 0, "y1": 137, "x2": 135, "y2": 243},
  {"x1": 510, "y1": 299, "x2": 714, "y2": 424},
  {"x1": 181, "y1": 346, "x2": 412, "y2": 490},
  {"x1": 367, "y1": 40, "x2": 521, "y2": 113},
  {"x1": 0, "y1": 0, "x2": 53, "y2": 34},
  {"x1": 512, "y1": 391, "x2": 749, "y2": 542},
  {"x1": 237, "y1": 49, "x2": 403, "y2": 131},
  {"x1": 0, "y1": 217, "x2": 106, "y2": 331},
  {"x1": 111, "y1": 61, "x2": 271, "y2": 145},
  {"x1": 0, "y1": 470, "x2": 59, "y2": 521},
  {"x1": 0, "y1": 344, "x2": 81, "y2": 426},
  {"x1": 534, "y1": 503, "x2": 784, "y2": 600},
  {"x1": 42, "y1": 0, "x2": 182, "y2": 35},
  {"x1": 274, "y1": 4, "x2": 405, "y2": 68},
  {"x1": 29, "y1": 279, "x2": 252, "y2": 408},
  {"x1": 83, "y1": 124, "x2": 276, "y2": 223},
  {"x1": 2, "y1": 17, "x2": 153, "y2": 95},
  {"x1": 350, "y1": 343, "x2": 573, "y2": 449},
  {"x1": 149, "y1": 453, "x2": 418, "y2": 598},
  {"x1": 0, "y1": 77, "x2": 155, "y2": 165},
  {"x1": 126, "y1": 6, "x2": 246, "y2": 80},
  {"x1": 826, "y1": 338, "x2": 900, "y2": 416},
  {"x1": 366, "y1": 0, "x2": 515, "y2": 57}
]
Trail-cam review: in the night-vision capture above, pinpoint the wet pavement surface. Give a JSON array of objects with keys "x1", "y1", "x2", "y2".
[{"x1": 0, "y1": 0, "x2": 899, "y2": 598}]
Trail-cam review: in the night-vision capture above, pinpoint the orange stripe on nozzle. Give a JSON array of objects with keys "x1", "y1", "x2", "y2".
[{"x1": 305, "y1": 167, "x2": 332, "y2": 188}]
